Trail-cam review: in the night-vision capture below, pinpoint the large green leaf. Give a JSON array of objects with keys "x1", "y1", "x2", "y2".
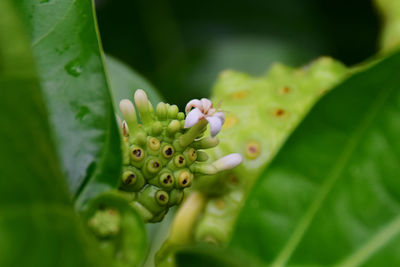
[
  {"x1": 0, "y1": 1, "x2": 110, "y2": 266},
  {"x1": 14, "y1": 0, "x2": 121, "y2": 206},
  {"x1": 229, "y1": 50, "x2": 400, "y2": 266}
]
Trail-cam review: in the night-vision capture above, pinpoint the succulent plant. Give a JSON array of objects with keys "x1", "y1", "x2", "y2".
[{"x1": 116, "y1": 89, "x2": 242, "y2": 222}]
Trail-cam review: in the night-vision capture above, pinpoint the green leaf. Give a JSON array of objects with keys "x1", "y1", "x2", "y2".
[
  {"x1": 14, "y1": 0, "x2": 121, "y2": 205},
  {"x1": 229, "y1": 50, "x2": 400, "y2": 266},
  {"x1": 105, "y1": 55, "x2": 163, "y2": 111},
  {"x1": 0, "y1": 1, "x2": 110, "y2": 266},
  {"x1": 174, "y1": 245, "x2": 258, "y2": 267},
  {"x1": 192, "y1": 57, "x2": 347, "y2": 244}
]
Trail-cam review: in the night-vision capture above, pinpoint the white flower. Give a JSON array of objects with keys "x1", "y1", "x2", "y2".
[
  {"x1": 212, "y1": 153, "x2": 243, "y2": 172},
  {"x1": 184, "y1": 98, "x2": 225, "y2": 137}
]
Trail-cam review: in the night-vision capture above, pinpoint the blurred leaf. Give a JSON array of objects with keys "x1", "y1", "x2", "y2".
[
  {"x1": 229, "y1": 51, "x2": 400, "y2": 266},
  {"x1": 106, "y1": 55, "x2": 163, "y2": 111},
  {"x1": 192, "y1": 57, "x2": 348, "y2": 244},
  {"x1": 175, "y1": 246, "x2": 258, "y2": 267},
  {"x1": 158, "y1": 37, "x2": 317, "y2": 106},
  {"x1": 84, "y1": 191, "x2": 148, "y2": 267},
  {"x1": 0, "y1": 1, "x2": 110, "y2": 266},
  {"x1": 14, "y1": 0, "x2": 121, "y2": 206},
  {"x1": 96, "y1": 0, "x2": 379, "y2": 106},
  {"x1": 375, "y1": 0, "x2": 400, "y2": 52}
]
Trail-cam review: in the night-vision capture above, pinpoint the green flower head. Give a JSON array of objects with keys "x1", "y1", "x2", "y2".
[{"x1": 117, "y1": 89, "x2": 242, "y2": 222}]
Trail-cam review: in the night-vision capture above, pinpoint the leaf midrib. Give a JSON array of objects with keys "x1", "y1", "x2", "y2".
[{"x1": 270, "y1": 83, "x2": 397, "y2": 267}]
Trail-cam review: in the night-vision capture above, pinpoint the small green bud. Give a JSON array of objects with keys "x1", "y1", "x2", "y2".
[
  {"x1": 148, "y1": 137, "x2": 161, "y2": 151},
  {"x1": 130, "y1": 146, "x2": 145, "y2": 162},
  {"x1": 173, "y1": 154, "x2": 186, "y2": 168},
  {"x1": 196, "y1": 150, "x2": 209, "y2": 162},
  {"x1": 121, "y1": 170, "x2": 137, "y2": 186},
  {"x1": 133, "y1": 131, "x2": 147, "y2": 146},
  {"x1": 119, "y1": 99, "x2": 138, "y2": 134},
  {"x1": 184, "y1": 147, "x2": 197, "y2": 163},
  {"x1": 175, "y1": 170, "x2": 193, "y2": 188},
  {"x1": 158, "y1": 172, "x2": 174, "y2": 189},
  {"x1": 167, "y1": 120, "x2": 181, "y2": 135},
  {"x1": 177, "y1": 112, "x2": 185, "y2": 120},
  {"x1": 155, "y1": 190, "x2": 169, "y2": 206},
  {"x1": 167, "y1": 105, "x2": 179, "y2": 119},
  {"x1": 192, "y1": 136, "x2": 219, "y2": 149},
  {"x1": 120, "y1": 167, "x2": 145, "y2": 191},
  {"x1": 156, "y1": 102, "x2": 168, "y2": 120},
  {"x1": 161, "y1": 144, "x2": 175, "y2": 159},
  {"x1": 134, "y1": 89, "x2": 152, "y2": 123},
  {"x1": 151, "y1": 121, "x2": 163, "y2": 136},
  {"x1": 145, "y1": 157, "x2": 162, "y2": 174}
]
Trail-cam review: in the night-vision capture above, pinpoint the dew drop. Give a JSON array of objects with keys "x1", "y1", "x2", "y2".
[{"x1": 65, "y1": 58, "x2": 83, "y2": 77}]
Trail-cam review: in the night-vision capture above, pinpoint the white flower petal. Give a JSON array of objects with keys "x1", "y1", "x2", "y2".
[
  {"x1": 185, "y1": 99, "x2": 202, "y2": 113},
  {"x1": 212, "y1": 153, "x2": 243, "y2": 171},
  {"x1": 201, "y1": 98, "x2": 212, "y2": 113},
  {"x1": 206, "y1": 116, "x2": 222, "y2": 137},
  {"x1": 184, "y1": 108, "x2": 204, "y2": 128},
  {"x1": 214, "y1": 112, "x2": 225, "y2": 125}
]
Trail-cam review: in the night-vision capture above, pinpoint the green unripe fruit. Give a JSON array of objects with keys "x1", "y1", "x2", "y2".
[
  {"x1": 120, "y1": 167, "x2": 145, "y2": 191},
  {"x1": 176, "y1": 170, "x2": 193, "y2": 188},
  {"x1": 161, "y1": 144, "x2": 174, "y2": 159},
  {"x1": 158, "y1": 172, "x2": 174, "y2": 189},
  {"x1": 184, "y1": 147, "x2": 197, "y2": 163},
  {"x1": 121, "y1": 171, "x2": 136, "y2": 186},
  {"x1": 173, "y1": 154, "x2": 186, "y2": 168},
  {"x1": 155, "y1": 190, "x2": 169, "y2": 206},
  {"x1": 148, "y1": 137, "x2": 161, "y2": 151},
  {"x1": 145, "y1": 157, "x2": 162, "y2": 174},
  {"x1": 130, "y1": 146, "x2": 145, "y2": 162},
  {"x1": 136, "y1": 185, "x2": 167, "y2": 218}
]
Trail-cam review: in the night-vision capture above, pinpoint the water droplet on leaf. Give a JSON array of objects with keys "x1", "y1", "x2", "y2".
[{"x1": 65, "y1": 58, "x2": 83, "y2": 77}]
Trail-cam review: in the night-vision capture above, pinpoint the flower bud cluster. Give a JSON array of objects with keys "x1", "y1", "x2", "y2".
[{"x1": 118, "y1": 89, "x2": 242, "y2": 222}]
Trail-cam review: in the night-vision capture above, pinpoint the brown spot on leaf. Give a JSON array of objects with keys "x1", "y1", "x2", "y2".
[
  {"x1": 274, "y1": 108, "x2": 285, "y2": 117},
  {"x1": 231, "y1": 90, "x2": 249, "y2": 99},
  {"x1": 280, "y1": 86, "x2": 291, "y2": 94},
  {"x1": 245, "y1": 141, "x2": 261, "y2": 160},
  {"x1": 216, "y1": 200, "x2": 225, "y2": 209}
]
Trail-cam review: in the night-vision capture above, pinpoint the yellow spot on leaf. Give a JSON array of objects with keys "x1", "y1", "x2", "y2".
[
  {"x1": 222, "y1": 115, "x2": 238, "y2": 129},
  {"x1": 245, "y1": 140, "x2": 261, "y2": 159},
  {"x1": 230, "y1": 90, "x2": 249, "y2": 99},
  {"x1": 216, "y1": 199, "x2": 225, "y2": 210}
]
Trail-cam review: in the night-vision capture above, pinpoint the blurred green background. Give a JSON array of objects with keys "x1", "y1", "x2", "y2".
[{"x1": 95, "y1": 0, "x2": 379, "y2": 107}]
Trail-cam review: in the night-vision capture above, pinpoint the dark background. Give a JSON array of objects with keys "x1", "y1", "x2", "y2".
[{"x1": 96, "y1": 0, "x2": 380, "y2": 107}]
